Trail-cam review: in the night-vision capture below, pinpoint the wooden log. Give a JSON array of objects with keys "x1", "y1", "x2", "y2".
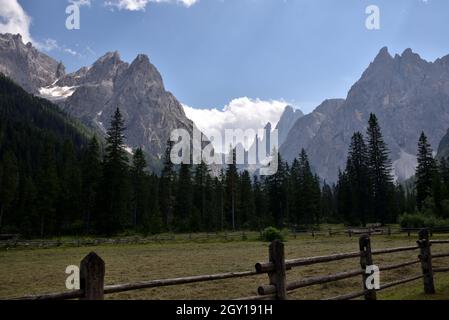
[
  {"x1": 258, "y1": 269, "x2": 363, "y2": 295},
  {"x1": 80, "y1": 252, "x2": 105, "y2": 300},
  {"x1": 255, "y1": 251, "x2": 361, "y2": 273},
  {"x1": 379, "y1": 259, "x2": 420, "y2": 271},
  {"x1": 268, "y1": 240, "x2": 287, "y2": 300},
  {"x1": 418, "y1": 229, "x2": 435, "y2": 294},
  {"x1": 378, "y1": 274, "x2": 423, "y2": 291},
  {"x1": 359, "y1": 235, "x2": 377, "y2": 300},
  {"x1": 323, "y1": 289, "x2": 368, "y2": 301},
  {"x1": 104, "y1": 270, "x2": 258, "y2": 294},
  {"x1": 430, "y1": 240, "x2": 449, "y2": 244},
  {"x1": 371, "y1": 245, "x2": 419, "y2": 255},
  {"x1": 12, "y1": 290, "x2": 84, "y2": 300},
  {"x1": 431, "y1": 252, "x2": 449, "y2": 259},
  {"x1": 433, "y1": 267, "x2": 449, "y2": 273},
  {"x1": 233, "y1": 294, "x2": 276, "y2": 301}
]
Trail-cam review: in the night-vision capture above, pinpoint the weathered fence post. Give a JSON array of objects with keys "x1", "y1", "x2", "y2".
[
  {"x1": 268, "y1": 240, "x2": 287, "y2": 300},
  {"x1": 80, "y1": 252, "x2": 105, "y2": 300},
  {"x1": 359, "y1": 235, "x2": 377, "y2": 300},
  {"x1": 417, "y1": 229, "x2": 435, "y2": 294}
]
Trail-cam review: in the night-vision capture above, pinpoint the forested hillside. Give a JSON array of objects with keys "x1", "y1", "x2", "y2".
[{"x1": 0, "y1": 74, "x2": 91, "y2": 236}]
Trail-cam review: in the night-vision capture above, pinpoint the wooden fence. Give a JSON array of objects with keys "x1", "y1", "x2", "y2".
[
  {"x1": 3, "y1": 227, "x2": 449, "y2": 250},
  {"x1": 11, "y1": 229, "x2": 449, "y2": 300}
]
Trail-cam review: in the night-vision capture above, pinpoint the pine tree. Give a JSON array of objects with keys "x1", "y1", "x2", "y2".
[
  {"x1": 193, "y1": 160, "x2": 210, "y2": 228},
  {"x1": 81, "y1": 136, "x2": 101, "y2": 234},
  {"x1": 225, "y1": 147, "x2": 239, "y2": 230},
  {"x1": 253, "y1": 175, "x2": 271, "y2": 229},
  {"x1": 160, "y1": 139, "x2": 176, "y2": 231},
  {"x1": 415, "y1": 132, "x2": 437, "y2": 211},
  {"x1": 345, "y1": 132, "x2": 371, "y2": 226},
  {"x1": 97, "y1": 108, "x2": 130, "y2": 235},
  {"x1": 174, "y1": 162, "x2": 193, "y2": 231},
  {"x1": 265, "y1": 150, "x2": 288, "y2": 227},
  {"x1": 238, "y1": 170, "x2": 255, "y2": 229},
  {"x1": 0, "y1": 151, "x2": 19, "y2": 233},
  {"x1": 300, "y1": 150, "x2": 321, "y2": 226},
  {"x1": 131, "y1": 148, "x2": 149, "y2": 230},
  {"x1": 36, "y1": 141, "x2": 60, "y2": 237},
  {"x1": 366, "y1": 114, "x2": 394, "y2": 224},
  {"x1": 57, "y1": 140, "x2": 82, "y2": 234}
]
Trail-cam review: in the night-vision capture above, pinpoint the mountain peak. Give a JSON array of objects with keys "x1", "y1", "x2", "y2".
[
  {"x1": 373, "y1": 46, "x2": 393, "y2": 63},
  {"x1": 96, "y1": 51, "x2": 121, "y2": 64}
]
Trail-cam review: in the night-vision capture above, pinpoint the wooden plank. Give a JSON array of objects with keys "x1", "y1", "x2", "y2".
[
  {"x1": 323, "y1": 290, "x2": 368, "y2": 301},
  {"x1": 80, "y1": 252, "x2": 105, "y2": 300},
  {"x1": 418, "y1": 229, "x2": 435, "y2": 294},
  {"x1": 360, "y1": 235, "x2": 377, "y2": 300},
  {"x1": 256, "y1": 251, "x2": 361, "y2": 273},
  {"x1": 104, "y1": 270, "x2": 258, "y2": 294},
  {"x1": 268, "y1": 240, "x2": 287, "y2": 300},
  {"x1": 11, "y1": 290, "x2": 84, "y2": 300},
  {"x1": 258, "y1": 269, "x2": 364, "y2": 295},
  {"x1": 372, "y1": 245, "x2": 419, "y2": 255}
]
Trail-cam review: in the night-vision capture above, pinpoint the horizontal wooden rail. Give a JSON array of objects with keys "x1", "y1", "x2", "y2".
[
  {"x1": 234, "y1": 294, "x2": 277, "y2": 301},
  {"x1": 379, "y1": 259, "x2": 421, "y2": 271},
  {"x1": 378, "y1": 274, "x2": 423, "y2": 291},
  {"x1": 13, "y1": 290, "x2": 84, "y2": 300},
  {"x1": 433, "y1": 267, "x2": 449, "y2": 273},
  {"x1": 255, "y1": 251, "x2": 361, "y2": 273},
  {"x1": 104, "y1": 270, "x2": 258, "y2": 295},
  {"x1": 258, "y1": 269, "x2": 364, "y2": 295},
  {"x1": 372, "y1": 245, "x2": 419, "y2": 255},
  {"x1": 431, "y1": 252, "x2": 449, "y2": 259},
  {"x1": 431, "y1": 240, "x2": 449, "y2": 244},
  {"x1": 323, "y1": 289, "x2": 369, "y2": 301}
]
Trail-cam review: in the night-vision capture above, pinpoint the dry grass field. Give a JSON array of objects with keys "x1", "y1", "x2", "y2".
[{"x1": 1, "y1": 233, "x2": 449, "y2": 300}]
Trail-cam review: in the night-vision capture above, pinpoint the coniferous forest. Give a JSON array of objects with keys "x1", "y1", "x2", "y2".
[{"x1": 1, "y1": 74, "x2": 449, "y2": 238}]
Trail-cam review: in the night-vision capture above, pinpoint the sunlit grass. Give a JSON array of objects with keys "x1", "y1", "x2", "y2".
[{"x1": 1, "y1": 233, "x2": 449, "y2": 300}]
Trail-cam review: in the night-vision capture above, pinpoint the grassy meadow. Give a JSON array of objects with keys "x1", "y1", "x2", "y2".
[{"x1": 1, "y1": 233, "x2": 449, "y2": 300}]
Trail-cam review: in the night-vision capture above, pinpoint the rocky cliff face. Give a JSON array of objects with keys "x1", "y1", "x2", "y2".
[
  {"x1": 0, "y1": 33, "x2": 64, "y2": 93},
  {"x1": 281, "y1": 48, "x2": 449, "y2": 182},
  {"x1": 59, "y1": 51, "x2": 198, "y2": 157},
  {"x1": 275, "y1": 105, "x2": 304, "y2": 146},
  {"x1": 0, "y1": 33, "x2": 200, "y2": 161}
]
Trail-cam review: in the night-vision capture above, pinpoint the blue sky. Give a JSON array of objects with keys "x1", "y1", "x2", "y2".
[{"x1": 3, "y1": 0, "x2": 449, "y2": 114}]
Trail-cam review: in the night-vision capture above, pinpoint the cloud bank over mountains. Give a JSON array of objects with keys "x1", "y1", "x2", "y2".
[{"x1": 183, "y1": 97, "x2": 290, "y2": 153}]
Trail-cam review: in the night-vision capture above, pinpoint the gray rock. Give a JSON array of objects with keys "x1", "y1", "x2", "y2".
[
  {"x1": 281, "y1": 47, "x2": 449, "y2": 182},
  {"x1": 0, "y1": 33, "x2": 63, "y2": 93}
]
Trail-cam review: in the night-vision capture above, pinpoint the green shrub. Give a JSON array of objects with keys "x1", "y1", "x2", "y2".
[
  {"x1": 399, "y1": 212, "x2": 449, "y2": 228},
  {"x1": 261, "y1": 227, "x2": 284, "y2": 242}
]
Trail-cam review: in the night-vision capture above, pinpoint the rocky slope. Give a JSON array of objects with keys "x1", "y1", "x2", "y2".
[
  {"x1": 281, "y1": 47, "x2": 449, "y2": 182},
  {"x1": 0, "y1": 33, "x2": 201, "y2": 162},
  {"x1": 0, "y1": 33, "x2": 64, "y2": 94}
]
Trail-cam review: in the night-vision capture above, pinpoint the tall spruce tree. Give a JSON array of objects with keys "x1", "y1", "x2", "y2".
[
  {"x1": 225, "y1": 147, "x2": 239, "y2": 230},
  {"x1": 174, "y1": 162, "x2": 193, "y2": 231},
  {"x1": 265, "y1": 150, "x2": 289, "y2": 227},
  {"x1": 131, "y1": 148, "x2": 149, "y2": 229},
  {"x1": 81, "y1": 136, "x2": 101, "y2": 234},
  {"x1": 160, "y1": 139, "x2": 176, "y2": 231},
  {"x1": 0, "y1": 151, "x2": 19, "y2": 233},
  {"x1": 366, "y1": 114, "x2": 394, "y2": 224},
  {"x1": 345, "y1": 132, "x2": 371, "y2": 226},
  {"x1": 98, "y1": 108, "x2": 130, "y2": 235},
  {"x1": 415, "y1": 132, "x2": 437, "y2": 211}
]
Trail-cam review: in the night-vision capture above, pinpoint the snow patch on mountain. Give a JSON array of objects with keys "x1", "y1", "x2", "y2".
[{"x1": 39, "y1": 84, "x2": 76, "y2": 101}]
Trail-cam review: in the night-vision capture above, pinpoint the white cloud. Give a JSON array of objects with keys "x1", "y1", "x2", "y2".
[
  {"x1": 69, "y1": 0, "x2": 92, "y2": 6},
  {"x1": 183, "y1": 97, "x2": 288, "y2": 153},
  {"x1": 105, "y1": 0, "x2": 199, "y2": 11},
  {"x1": 0, "y1": 0, "x2": 33, "y2": 44}
]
